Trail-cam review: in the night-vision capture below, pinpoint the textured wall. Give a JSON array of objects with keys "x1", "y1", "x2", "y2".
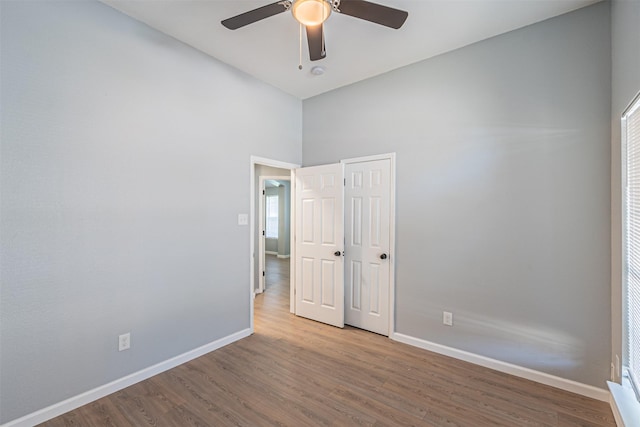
[
  {"x1": 303, "y1": 3, "x2": 611, "y2": 387},
  {"x1": 0, "y1": 1, "x2": 301, "y2": 423}
]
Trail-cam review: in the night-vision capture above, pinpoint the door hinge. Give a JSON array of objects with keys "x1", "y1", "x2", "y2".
[
  {"x1": 262, "y1": 230, "x2": 265, "y2": 236},
  {"x1": 262, "y1": 271, "x2": 265, "y2": 276},
  {"x1": 262, "y1": 189, "x2": 265, "y2": 195},
  {"x1": 344, "y1": 178, "x2": 346, "y2": 186}
]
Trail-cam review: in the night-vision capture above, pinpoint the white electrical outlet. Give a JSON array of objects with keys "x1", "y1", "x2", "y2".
[
  {"x1": 118, "y1": 333, "x2": 131, "y2": 351},
  {"x1": 443, "y1": 311, "x2": 453, "y2": 326}
]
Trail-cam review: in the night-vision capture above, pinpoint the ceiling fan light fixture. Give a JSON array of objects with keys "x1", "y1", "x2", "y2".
[{"x1": 291, "y1": 0, "x2": 331, "y2": 26}]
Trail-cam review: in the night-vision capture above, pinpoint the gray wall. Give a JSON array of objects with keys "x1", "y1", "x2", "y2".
[
  {"x1": 278, "y1": 181, "x2": 291, "y2": 257},
  {"x1": 0, "y1": 1, "x2": 301, "y2": 423},
  {"x1": 303, "y1": 3, "x2": 611, "y2": 388},
  {"x1": 611, "y1": 0, "x2": 640, "y2": 381}
]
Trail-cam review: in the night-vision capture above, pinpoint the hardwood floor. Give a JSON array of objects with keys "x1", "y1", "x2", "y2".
[{"x1": 41, "y1": 255, "x2": 615, "y2": 426}]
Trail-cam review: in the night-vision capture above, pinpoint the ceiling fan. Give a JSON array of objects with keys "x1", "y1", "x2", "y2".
[{"x1": 221, "y1": 0, "x2": 408, "y2": 62}]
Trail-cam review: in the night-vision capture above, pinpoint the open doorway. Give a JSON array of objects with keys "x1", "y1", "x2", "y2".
[
  {"x1": 258, "y1": 176, "x2": 290, "y2": 294},
  {"x1": 249, "y1": 156, "x2": 298, "y2": 333}
]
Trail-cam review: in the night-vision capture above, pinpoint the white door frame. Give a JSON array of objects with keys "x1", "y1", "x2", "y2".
[
  {"x1": 341, "y1": 153, "x2": 396, "y2": 335},
  {"x1": 258, "y1": 175, "x2": 290, "y2": 294},
  {"x1": 250, "y1": 156, "x2": 299, "y2": 333}
]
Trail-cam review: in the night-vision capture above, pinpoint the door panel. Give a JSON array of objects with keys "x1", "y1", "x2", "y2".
[
  {"x1": 294, "y1": 163, "x2": 344, "y2": 328},
  {"x1": 321, "y1": 259, "x2": 337, "y2": 306},
  {"x1": 370, "y1": 263, "x2": 381, "y2": 314},
  {"x1": 301, "y1": 257, "x2": 314, "y2": 302},
  {"x1": 350, "y1": 260, "x2": 362, "y2": 310},
  {"x1": 302, "y1": 199, "x2": 314, "y2": 242},
  {"x1": 345, "y1": 159, "x2": 391, "y2": 335}
]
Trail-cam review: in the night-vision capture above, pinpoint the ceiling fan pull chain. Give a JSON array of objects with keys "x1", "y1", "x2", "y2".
[{"x1": 298, "y1": 23, "x2": 303, "y2": 70}]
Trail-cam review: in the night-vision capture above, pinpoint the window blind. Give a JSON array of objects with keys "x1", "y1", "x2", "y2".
[{"x1": 624, "y1": 94, "x2": 640, "y2": 400}]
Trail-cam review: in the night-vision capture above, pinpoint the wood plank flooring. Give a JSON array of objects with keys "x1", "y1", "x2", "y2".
[{"x1": 41, "y1": 255, "x2": 616, "y2": 426}]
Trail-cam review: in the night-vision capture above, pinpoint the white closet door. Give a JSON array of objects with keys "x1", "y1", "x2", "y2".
[{"x1": 344, "y1": 159, "x2": 391, "y2": 335}]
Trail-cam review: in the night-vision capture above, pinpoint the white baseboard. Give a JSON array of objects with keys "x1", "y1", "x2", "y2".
[
  {"x1": 265, "y1": 251, "x2": 289, "y2": 259},
  {"x1": 2, "y1": 328, "x2": 252, "y2": 427},
  {"x1": 391, "y1": 332, "x2": 610, "y2": 402}
]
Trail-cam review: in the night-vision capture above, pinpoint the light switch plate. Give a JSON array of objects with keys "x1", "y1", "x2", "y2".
[
  {"x1": 443, "y1": 311, "x2": 453, "y2": 326},
  {"x1": 118, "y1": 333, "x2": 130, "y2": 351}
]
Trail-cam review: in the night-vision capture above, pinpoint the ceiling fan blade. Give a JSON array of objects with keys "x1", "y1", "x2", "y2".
[
  {"x1": 221, "y1": 2, "x2": 288, "y2": 30},
  {"x1": 338, "y1": 0, "x2": 408, "y2": 29},
  {"x1": 306, "y1": 24, "x2": 326, "y2": 61}
]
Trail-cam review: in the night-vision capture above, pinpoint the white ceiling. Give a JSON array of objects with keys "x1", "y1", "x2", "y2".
[{"x1": 101, "y1": 0, "x2": 599, "y2": 99}]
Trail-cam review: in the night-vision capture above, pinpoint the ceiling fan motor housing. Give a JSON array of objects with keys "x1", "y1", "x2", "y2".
[{"x1": 291, "y1": 0, "x2": 336, "y2": 26}]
